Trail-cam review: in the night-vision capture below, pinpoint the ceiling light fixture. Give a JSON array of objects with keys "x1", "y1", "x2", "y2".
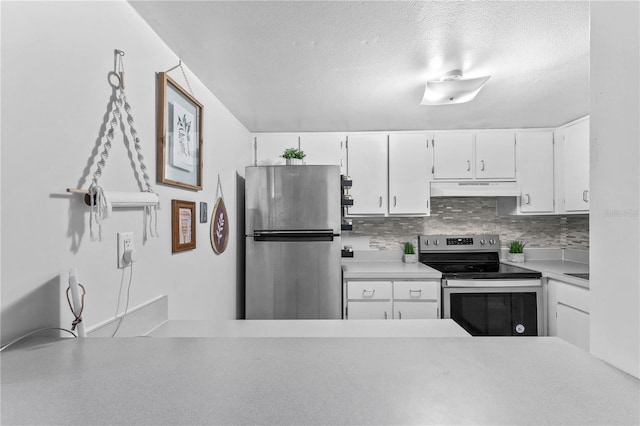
[{"x1": 420, "y1": 69, "x2": 491, "y2": 106}]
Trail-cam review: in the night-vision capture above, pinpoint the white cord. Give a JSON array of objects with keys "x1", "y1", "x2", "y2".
[
  {"x1": 112, "y1": 263, "x2": 134, "y2": 337},
  {"x1": 0, "y1": 328, "x2": 77, "y2": 352}
]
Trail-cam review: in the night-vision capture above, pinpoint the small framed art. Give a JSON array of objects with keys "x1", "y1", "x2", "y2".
[{"x1": 171, "y1": 199, "x2": 196, "y2": 253}]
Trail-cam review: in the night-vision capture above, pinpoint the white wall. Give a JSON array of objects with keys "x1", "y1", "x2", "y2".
[
  {"x1": 590, "y1": 1, "x2": 640, "y2": 378},
  {"x1": 1, "y1": 1, "x2": 251, "y2": 344}
]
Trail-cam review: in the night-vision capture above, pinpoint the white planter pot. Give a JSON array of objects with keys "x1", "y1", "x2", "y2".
[
  {"x1": 507, "y1": 253, "x2": 525, "y2": 263},
  {"x1": 285, "y1": 158, "x2": 304, "y2": 165},
  {"x1": 403, "y1": 254, "x2": 417, "y2": 263}
]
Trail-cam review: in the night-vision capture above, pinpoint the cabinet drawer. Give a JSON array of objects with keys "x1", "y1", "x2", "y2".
[
  {"x1": 347, "y1": 301, "x2": 392, "y2": 319},
  {"x1": 393, "y1": 281, "x2": 439, "y2": 300},
  {"x1": 347, "y1": 281, "x2": 392, "y2": 300},
  {"x1": 394, "y1": 301, "x2": 438, "y2": 319},
  {"x1": 557, "y1": 282, "x2": 589, "y2": 313}
]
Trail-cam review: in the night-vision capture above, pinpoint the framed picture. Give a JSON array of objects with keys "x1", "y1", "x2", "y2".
[
  {"x1": 157, "y1": 72, "x2": 203, "y2": 190},
  {"x1": 171, "y1": 200, "x2": 196, "y2": 253}
]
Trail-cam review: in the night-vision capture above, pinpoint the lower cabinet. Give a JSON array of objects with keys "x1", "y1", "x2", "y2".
[
  {"x1": 344, "y1": 279, "x2": 440, "y2": 319},
  {"x1": 547, "y1": 278, "x2": 590, "y2": 351}
]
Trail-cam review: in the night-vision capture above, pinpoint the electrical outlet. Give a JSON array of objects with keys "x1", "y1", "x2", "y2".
[{"x1": 117, "y1": 232, "x2": 134, "y2": 268}]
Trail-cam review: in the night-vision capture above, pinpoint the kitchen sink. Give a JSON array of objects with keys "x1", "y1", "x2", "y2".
[{"x1": 564, "y1": 272, "x2": 590, "y2": 280}]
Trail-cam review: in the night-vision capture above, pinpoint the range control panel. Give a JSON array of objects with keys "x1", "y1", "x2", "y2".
[{"x1": 418, "y1": 234, "x2": 500, "y2": 252}]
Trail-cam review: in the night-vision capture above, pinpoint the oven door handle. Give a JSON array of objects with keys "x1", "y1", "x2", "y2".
[{"x1": 444, "y1": 279, "x2": 541, "y2": 288}]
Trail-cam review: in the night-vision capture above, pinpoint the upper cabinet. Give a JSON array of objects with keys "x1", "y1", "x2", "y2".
[
  {"x1": 299, "y1": 133, "x2": 345, "y2": 173},
  {"x1": 432, "y1": 131, "x2": 515, "y2": 180},
  {"x1": 432, "y1": 132, "x2": 473, "y2": 179},
  {"x1": 498, "y1": 131, "x2": 555, "y2": 215},
  {"x1": 388, "y1": 133, "x2": 432, "y2": 215},
  {"x1": 346, "y1": 134, "x2": 388, "y2": 215},
  {"x1": 474, "y1": 132, "x2": 516, "y2": 179},
  {"x1": 254, "y1": 133, "x2": 299, "y2": 165},
  {"x1": 556, "y1": 118, "x2": 590, "y2": 213},
  {"x1": 346, "y1": 132, "x2": 432, "y2": 217}
]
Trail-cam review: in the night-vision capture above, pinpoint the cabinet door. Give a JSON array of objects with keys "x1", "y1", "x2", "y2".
[
  {"x1": 562, "y1": 119, "x2": 590, "y2": 212},
  {"x1": 557, "y1": 304, "x2": 590, "y2": 351},
  {"x1": 394, "y1": 301, "x2": 438, "y2": 319},
  {"x1": 346, "y1": 134, "x2": 388, "y2": 215},
  {"x1": 347, "y1": 302, "x2": 392, "y2": 319},
  {"x1": 433, "y1": 132, "x2": 473, "y2": 179},
  {"x1": 388, "y1": 133, "x2": 431, "y2": 215},
  {"x1": 475, "y1": 132, "x2": 516, "y2": 179},
  {"x1": 518, "y1": 132, "x2": 555, "y2": 213},
  {"x1": 255, "y1": 133, "x2": 299, "y2": 165},
  {"x1": 299, "y1": 133, "x2": 345, "y2": 173}
]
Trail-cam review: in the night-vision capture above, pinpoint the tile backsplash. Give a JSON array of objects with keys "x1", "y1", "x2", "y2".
[{"x1": 347, "y1": 197, "x2": 589, "y2": 251}]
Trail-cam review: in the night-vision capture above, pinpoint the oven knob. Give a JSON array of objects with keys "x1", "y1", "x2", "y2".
[
  {"x1": 433, "y1": 239, "x2": 439, "y2": 246},
  {"x1": 423, "y1": 239, "x2": 429, "y2": 246},
  {"x1": 488, "y1": 238, "x2": 496, "y2": 245},
  {"x1": 479, "y1": 239, "x2": 486, "y2": 245}
]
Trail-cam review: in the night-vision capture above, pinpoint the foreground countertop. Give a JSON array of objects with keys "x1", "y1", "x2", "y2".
[
  {"x1": 2, "y1": 335, "x2": 638, "y2": 425},
  {"x1": 149, "y1": 319, "x2": 470, "y2": 337}
]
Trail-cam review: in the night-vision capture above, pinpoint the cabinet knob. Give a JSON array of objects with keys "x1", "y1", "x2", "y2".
[
  {"x1": 524, "y1": 193, "x2": 531, "y2": 205},
  {"x1": 379, "y1": 196, "x2": 383, "y2": 207},
  {"x1": 398, "y1": 311, "x2": 402, "y2": 320},
  {"x1": 467, "y1": 160, "x2": 471, "y2": 172},
  {"x1": 480, "y1": 160, "x2": 485, "y2": 171},
  {"x1": 583, "y1": 190, "x2": 589, "y2": 203},
  {"x1": 393, "y1": 196, "x2": 397, "y2": 207},
  {"x1": 384, "y1": 311, "x2": 388, "y2": 320}
]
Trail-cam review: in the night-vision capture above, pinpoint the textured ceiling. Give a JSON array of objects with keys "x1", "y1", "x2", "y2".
[{"x1": 130, "y1": 1, "x2": 589, "y2": 132}]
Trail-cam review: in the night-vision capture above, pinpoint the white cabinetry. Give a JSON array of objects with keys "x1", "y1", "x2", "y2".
[
  {"x1": 254, "y1": 133, "x2": 299, "y2": 165},
  {"x1": 345, "y1": 134, "x2": 388, "y2": 215},
  {"x1": 474, "y1": 132, "x2": 516, "y2": 179},
  {"x1": 345, "y1": 280, "x2": 440, "y2": 319},
  {"x1": 299, "y1": 133, "x2": 345, "y2": 173},
  {"x1": 346, "y1": 133, "x2": 431, "y2": 217},
  {"x1": 555, "y1": 117, "x2": 590, "y2": 213},
  {"x1": 432, "y1": 131, "x2": 515, "y2": 180},
  {"x1": 547, "y1": 278, "x2": 590, "y2": 351},
  {"x1": 497, "y1": 131, "x2": 555, "y2": 215},
  {"x1": 432, "y1": 132, "x2": 473, "y2": 179},
  {"x1": 388, "y1": 133, "x2": 432, "y2": 215}
]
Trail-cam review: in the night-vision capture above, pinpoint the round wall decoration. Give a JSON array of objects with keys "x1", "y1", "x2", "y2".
[{"x1": 210, "y1": 196, "x2": 229, "y2": 254}]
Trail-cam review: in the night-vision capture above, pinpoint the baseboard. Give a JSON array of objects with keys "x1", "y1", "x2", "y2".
[{"x1": 87, "y1": 295, "x2": 168, "y2": 337}]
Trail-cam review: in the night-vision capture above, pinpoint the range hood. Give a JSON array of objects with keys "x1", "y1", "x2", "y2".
[{"x1": 430, "y1": 181, "x2": 520, "y2": 197}]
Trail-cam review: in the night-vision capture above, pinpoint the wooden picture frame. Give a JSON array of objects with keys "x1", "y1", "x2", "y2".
[
  {"x1": 171, "y1": 200, "x2": 196, "y2": 253},
  {"x1": 157, "y1": 72, "x2": 203, "y2": 190}
]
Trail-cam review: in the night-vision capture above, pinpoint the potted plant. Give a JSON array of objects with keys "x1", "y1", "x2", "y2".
[
  {"x1": 403, "y1": 242, "x2": 417, "y2": 263},
  {"x1": 281, "y1": 147, "x2": 306, "y2": 165},
  {"x1": 507, "y1": 240, "x2": 526, "y2": 263}
]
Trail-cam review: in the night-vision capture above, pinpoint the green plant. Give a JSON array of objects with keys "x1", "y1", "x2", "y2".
[
  {"x1": 509, "y1": 240, "x2": 526, "y2": 254},
  {"x1": 281, "y1": 147, "x2": 306, "y2": 159},
  {"x1": 404, "y1": 242, "x2": 415, "y2": 255}
]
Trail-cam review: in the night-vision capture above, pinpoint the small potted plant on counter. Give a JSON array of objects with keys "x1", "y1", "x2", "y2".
[
  {"x1": 507, "y1": 240, "x2": 526, "y2": 263},
  {"x1": 403, "y1": 242, "x2": 417, "y2": 263},
  {"x1": 281, "y1": 147, "x2": 306, "y2": 165}
]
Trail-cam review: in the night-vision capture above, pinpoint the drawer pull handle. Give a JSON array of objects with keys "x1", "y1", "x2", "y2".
[
  {"x1": 362, "y1": 289, "x2": 375, "y2": 297},
  {"x1": 409, "y1": 289, "x2": 422, "y2": 295},
  {"x1": 480, "y1": 160, "x2": 485, "y2": 171}
]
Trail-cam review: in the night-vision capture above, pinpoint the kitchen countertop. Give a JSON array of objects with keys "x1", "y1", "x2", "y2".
[
  {"x1": 501, "y1": 259, "x2": 590, "y2": 288},
  {"x1": 149, "y1": 319, "x2": 470, "y2": 337},
  {"x1": 342, "y1": 259, "x2": 441, "y2": 280},
  {"x1": 2, "y1": 335, "x2": 638, "y2": 425}
]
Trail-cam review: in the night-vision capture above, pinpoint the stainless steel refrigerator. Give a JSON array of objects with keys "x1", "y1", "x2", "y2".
[{"x1": 245, "y1": 165, "x2": 342, "y2": 319}]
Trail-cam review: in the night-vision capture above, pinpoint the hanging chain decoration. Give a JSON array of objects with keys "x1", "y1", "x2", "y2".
[
  {"x1": 88, "y1": 50, "x2": 159, "y2": 241},
  {"x1": 210, "y1": 174, "x2": 229, "y2": 254}
]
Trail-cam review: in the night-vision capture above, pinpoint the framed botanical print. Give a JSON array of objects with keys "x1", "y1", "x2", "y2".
[
  {"x1": 171, "y1": 200, "x2": 196, "y2": 253},
  {"x1": 157, "y1": 72, "x2": 203, "y2": 190}
]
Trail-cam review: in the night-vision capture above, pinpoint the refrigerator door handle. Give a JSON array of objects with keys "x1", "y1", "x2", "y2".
[{"x1": 253, "y1": 230, "x2": 336, "y2": 242}]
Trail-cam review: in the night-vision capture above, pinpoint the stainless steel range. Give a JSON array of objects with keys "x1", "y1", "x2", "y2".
[{"x1": 418, "y1": 234, "x2": 543, "y2": 336}]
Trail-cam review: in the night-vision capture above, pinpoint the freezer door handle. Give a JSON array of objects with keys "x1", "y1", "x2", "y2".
[{"x1": 253, "y1": 230, "x2": 335, "y2": 242}]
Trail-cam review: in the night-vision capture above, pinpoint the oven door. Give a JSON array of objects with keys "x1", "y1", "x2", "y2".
[{"x1": 442, "y1": 279, "x2": 543, "y2": 336}]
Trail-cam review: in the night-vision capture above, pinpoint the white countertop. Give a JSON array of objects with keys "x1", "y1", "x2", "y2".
[
  {"x1": 501, "y1": 259, "x2": 590, "y2": 288},
  {"x1": 342, "y1": 260, "x2": 441, "y2": 279},
  {"x1": 149, "y1": 319, "x2": 470, "y2": 337},
  {"x1": 2, "y1": 335, "x2": 638, "y2": 425}
]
